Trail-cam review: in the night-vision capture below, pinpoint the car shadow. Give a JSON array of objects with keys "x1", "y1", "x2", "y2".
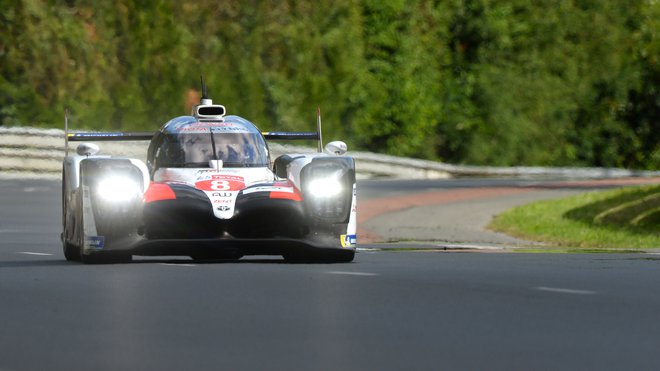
[
  {"x1": 131, "y1": 257, "x2": 287, "y2": 264},
  {"x1": 0, "y1": 257, "x2": 290, "y2": 268},
  {"x1": 0, "y1": 254, "x2": 355, "y2": 268}
]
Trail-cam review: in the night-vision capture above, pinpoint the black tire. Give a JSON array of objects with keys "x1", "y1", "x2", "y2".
[
  {"x1": 63, "y1": 239, "x2": 80, "y2": 261},
  {"x1": 62, "y1": 168, "x2": 81, "y2": 261}
]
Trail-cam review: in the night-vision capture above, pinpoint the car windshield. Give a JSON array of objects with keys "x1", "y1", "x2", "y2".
[{"x1": 154, "y1": 132, "x2": 268, "y2": 168}]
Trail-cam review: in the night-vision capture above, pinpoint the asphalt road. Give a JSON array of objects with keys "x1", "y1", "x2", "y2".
[{"x1": 1, "y1": 178, "x2": 660, "y2": 370}]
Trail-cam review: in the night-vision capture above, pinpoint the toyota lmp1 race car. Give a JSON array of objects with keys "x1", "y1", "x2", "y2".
[{"x1": 61, "y1": 86, "x2": 357, "y2": 264}]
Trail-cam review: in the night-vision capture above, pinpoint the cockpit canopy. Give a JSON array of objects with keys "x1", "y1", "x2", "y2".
[{"x1": 147, "y1": 115, "x2": 269, "y2": 171}]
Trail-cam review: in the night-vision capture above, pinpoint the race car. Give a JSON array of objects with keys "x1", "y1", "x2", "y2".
[{"x1": 61, "y1": 86, "x2": 357, "y2": 263}]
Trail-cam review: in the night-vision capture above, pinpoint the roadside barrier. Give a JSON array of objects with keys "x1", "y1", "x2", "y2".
[{"x1": 1, "y1": 127, "x2": 659, "y2": 179}]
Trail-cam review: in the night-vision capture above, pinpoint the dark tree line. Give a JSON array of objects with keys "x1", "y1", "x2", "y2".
[{"x1": 1, "y1": 0, "x2": 657, "y2": 169}]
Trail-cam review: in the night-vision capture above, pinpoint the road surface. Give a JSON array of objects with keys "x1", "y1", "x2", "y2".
[{"x1": 1, "y1": 178, "x2": 659, "y2": 370}]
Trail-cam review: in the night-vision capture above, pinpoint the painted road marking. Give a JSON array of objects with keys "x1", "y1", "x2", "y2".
[
  {"x1": 326, "y1": 271, "x2": 379, "y2": 277},
  {"x1": 1, "y1": 229, "x2": 32, "y2": 233},
  {"x1": 159, "y1": 263, "x2": 197, "y2": 267},
  {"x1": 17, "y1": 252, "x2": 53, "y2": 256},
  {"x1": 1, "y1": 229, "x2": 59, "y2": 234},
  {"x1": 433, "y1": 243, "x2": 507, "y2": 250},
  {"x1": 536, "y1": 286, "x2": 596, "y2": 295},
  {"x1": 23, "y1": 187, "x2": 53, "y2": 192}
]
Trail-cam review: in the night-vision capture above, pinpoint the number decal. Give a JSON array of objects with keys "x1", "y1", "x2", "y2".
[
  {"x1": 210, "y1": 180, "x2": 230, "y2": 191},
  {"x1": 195, "y1": 176, "x2": 245, "y2": 191}
]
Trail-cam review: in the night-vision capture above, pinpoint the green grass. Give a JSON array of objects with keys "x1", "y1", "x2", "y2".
[{"x1": 490, "y1": 184, "x2": 660, "y2": 250}]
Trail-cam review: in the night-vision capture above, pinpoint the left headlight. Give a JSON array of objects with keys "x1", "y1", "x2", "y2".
[
  {"x1": 301, "y1": 158, "x2": 355, "y2": 222},
  {"x1": 306, "y1": 176, "x2": 343, "y2": 198},
  {"x1": 97, "y1": 176, "x2": 142, "y2": 202}
]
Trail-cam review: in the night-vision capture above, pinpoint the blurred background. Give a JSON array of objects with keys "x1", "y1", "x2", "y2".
[{"x1": 0, "y1": 0, "x2": 657, "y2": 169}]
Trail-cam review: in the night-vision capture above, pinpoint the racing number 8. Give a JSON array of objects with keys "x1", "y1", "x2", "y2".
[
  {"x1": 195, "y1": 177, "x2": 245, "y2": 191},
  {"x1": 210, "y1": 180, "x2": 230, "y2": 191}
]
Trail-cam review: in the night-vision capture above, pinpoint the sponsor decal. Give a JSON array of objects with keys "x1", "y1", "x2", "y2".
[
  {"x1": 210, "y1": 126, "x2": 249, "y2": 133},
  {"x1": 86, "y1": 236, "x2": 105, "y2": 249},
  {"x1": 212, "y1": 192, "x2": 233, "y2": 197},
  {"x1": 195, "y1": 175, "x2": 245, "y2": 191},
  {"x1": 182, "y1": 122, "x2": 231, "y2": 128},
  {"x1": 170, "y1": 121, "x2": 252, "y2": 134},
  {"x1": 71, "y1": 132, "x2": 123, "y2": 138},
  {"x1": 195, "y1": 169, "x2": 241, "y2": 179},
  {"x1": 173, "y1": 121, "x2": 231, "y2": 131},
  {"x1": 177, "y1": 126, "x2": 249, "y2": 134},
  {"x1": 340, "y1": 234, "x2": 357, "y2": 248},
  {"x1": 212, "y1": 199, "x2": 233, "y2": 204},
  {"x1": 216, "y1": 206, "x2": 231, "y2": 212},
  {"x1": 242, "y1": 186, "x2": 295, "y2": 195},
  {"x1": 270, "y1": 189, "x2": 302, "y2": 201}
]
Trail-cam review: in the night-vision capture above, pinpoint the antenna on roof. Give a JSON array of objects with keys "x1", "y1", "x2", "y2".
[
  {"x1": 200, "y1": 75, "x2": 211, "y2": 104},
  {"x1": 193, "y1": 75, "x2": 226, "y2": 120},
  {"x1": 316, "y1": 107, "x2": 323, "y2": 152}
]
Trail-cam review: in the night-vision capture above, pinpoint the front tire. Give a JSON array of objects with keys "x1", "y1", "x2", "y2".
[
  {"x1": 63, "y1": 239, "x2": 80, "y2": 261},
  {"x1": 62, "y1": 167, "x2": 81, "y2": 261}
]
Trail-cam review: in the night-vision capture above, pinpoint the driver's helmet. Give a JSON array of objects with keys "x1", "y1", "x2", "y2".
[{"x1": 153, "y1": 116, "x2": 269, "y2": 168}]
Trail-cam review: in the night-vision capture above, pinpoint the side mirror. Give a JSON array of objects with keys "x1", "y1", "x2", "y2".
[
  {"x1": 324, "y1": 141, "x2": 347, "y2": 156},
  {"x1": 76, "y1": 143, "x2": 100, "y2": 156}
]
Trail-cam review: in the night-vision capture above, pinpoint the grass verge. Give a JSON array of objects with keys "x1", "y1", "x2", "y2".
[{"x1": 489, "y1": 184, "x2": 660, "y2": 250}]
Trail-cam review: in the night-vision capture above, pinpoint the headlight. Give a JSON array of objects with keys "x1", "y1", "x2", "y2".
[
  {"x1": 306, "y1": 177, "x2": 343, "y2": 198},
  {"x1": 97, "y1": 176, "x2": 142, "y2": 202},
  {"x1": 301, "y1": 159, "x2": 355, "y2": 222}
]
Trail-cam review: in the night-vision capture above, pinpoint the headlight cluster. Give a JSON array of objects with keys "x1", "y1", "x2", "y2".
[
  {"x1": 306, "y1": 177, "x2": 343, "y2": 198},
  {"x1": 301, "y1": 158, "x2": 355, "y2": 222},
  {"x1": 97, "y1": 176, "x2": 142, "y2": 202}
]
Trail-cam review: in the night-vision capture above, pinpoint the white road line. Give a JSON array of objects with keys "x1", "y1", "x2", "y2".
[
  {"x1": 434, "y1": 243, "x2": 507, "y2": 250},
  {"x1": 0, "y1": 229, "x2": 28, "y2": 234},
  {"x1": 326, "y1": 271, "x2": 379, "y2": 277},
  {"x1": 1, "y1": 229, "x2": 58, "y2": 234},
  {"x1": 356, "y1": 247, "x2": 381, "y2": 252},
  {"x1": 536, "y1": 286, "x2": 596, "y2": 295},
  {"x1": 23, "y1": 187, "x2": 52, "y2": 192},
  {"x1": 159, "y1": 263, "x2": 197, "y2": 267},
  {"x1": 16, "y1": 252, "x2": 53, "y2": 256}
]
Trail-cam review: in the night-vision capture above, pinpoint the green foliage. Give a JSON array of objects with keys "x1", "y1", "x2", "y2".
[
  {"x1": 490, "y1": 185, "x2": 660, "y2": 249},
  {"x1": 0, "y1": 0, "x2": 657, "y2": 169}
]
